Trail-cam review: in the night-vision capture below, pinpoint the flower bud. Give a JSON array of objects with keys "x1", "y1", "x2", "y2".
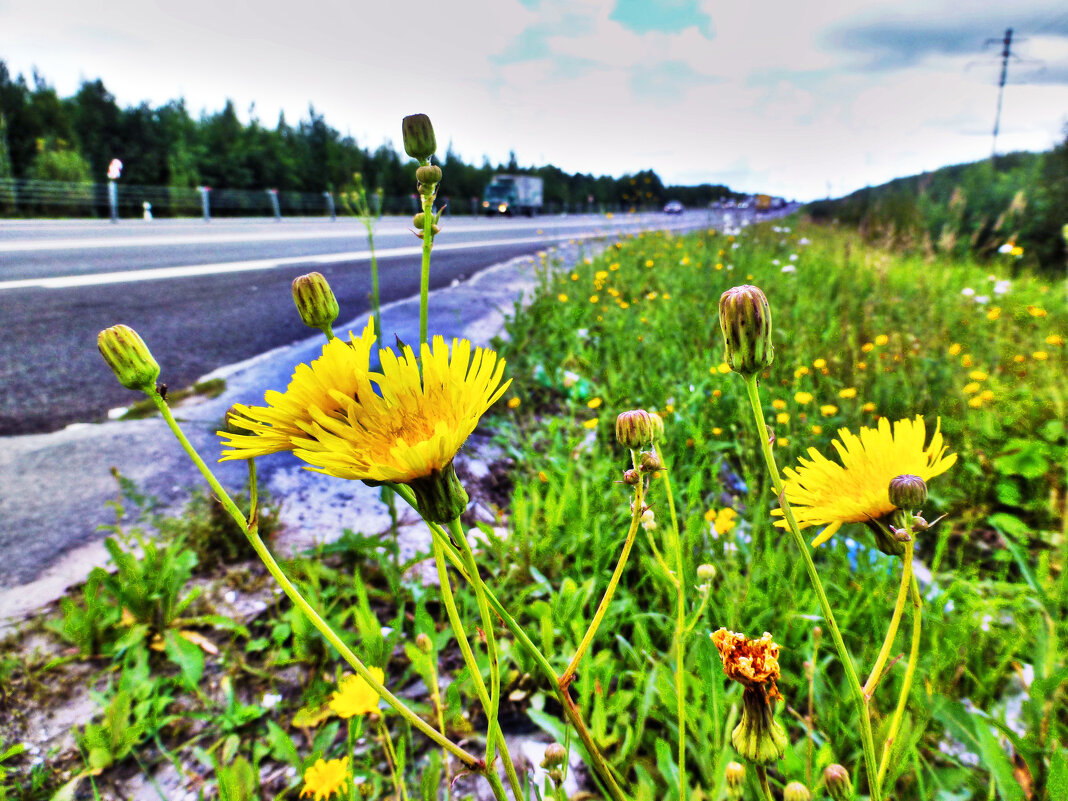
[
  {"x1": 697, "y1": 563, "x2": 717, "y2": 582},
  {"x1": 97, "y1": 325, "x2": 160, "y2": 393},
  {"x1": 725, "y1": 761, "x2": 745, "y2": 788},
  {"x1": 408, "y1": 461, "x2": 469, "y2": 524},
  {"x1": 823, "y1": 764, "x2": 853, "y2": 801},
  {"x1": 416, "y1": 164, "x2": 442, "y2": 185},
  {"x1": 622, "y1": 469, "x2": 641, "y2": 485},
  {"x1": 718, "y1": 285, "x2": 774, "y2": 375},
  {"x1": 401, "y1": 113, "x2": 437, "y2": 161},
  {"x1": 615, "y1": 409, "x2": 658, "y2": 448},
  {"x1": 291, "y1": 272, "x2": 339, "y2": 335},
  {"x1": 415, "y1": 632, "x2": 433, "y2": 654},
  {"x1": 638, "y1": 450, "x2": 663, "y2": 472},
  {"x1": 888, "y1": 474, "x2": 927, "y2": 510},
  {"x1": 541, "y1": 743, "x2": 566, "y2": 769},
  {"x1": 784, "y1": 782, "x2": 811, "y2": 801}
]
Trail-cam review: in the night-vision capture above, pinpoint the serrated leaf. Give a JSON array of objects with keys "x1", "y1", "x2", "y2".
[{"x1": 164, "y1": 628, "x2": 204, "y2": 689}]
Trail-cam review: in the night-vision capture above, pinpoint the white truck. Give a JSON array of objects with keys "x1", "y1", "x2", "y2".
[{"x1": 481, "y1": 174, "x2": 543, "y2": 216}]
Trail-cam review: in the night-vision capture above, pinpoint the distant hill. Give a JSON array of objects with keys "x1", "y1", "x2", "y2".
[{"x1": 804, "y1": 136, "x2": 1067, "y2": 273}]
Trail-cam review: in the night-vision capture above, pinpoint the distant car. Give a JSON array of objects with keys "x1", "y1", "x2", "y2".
[{"x1": 663, "y1": 200, "x2": 684, "y2": 214}]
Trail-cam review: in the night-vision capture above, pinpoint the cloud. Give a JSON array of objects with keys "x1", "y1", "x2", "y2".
[
  {"x1": 630, "y1": 59, "x2": 720, "y2": 104},
  {"x1": 609, "y1": 0, "x2": 713, "y2": 38}
]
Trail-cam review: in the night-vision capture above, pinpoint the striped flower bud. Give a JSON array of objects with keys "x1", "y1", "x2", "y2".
[
  {"x1": 97, "y1": 325, "x2": 160, "y2": 393},
  {"x1": 719, "y1": 285, "x2": 774, "y2": 375},
  {"x1": 784, "y1": 782, "x2": 811, "y2": 801},
  {"x1": 888, "y1": 474, "x2": 927, "y2": 510},
  {"x1": 292, "y1": 272, "x2": 339, "y2": 336},
  {"x1": 616, "y1": 409, "x2": 658, "y2": 448},
  {"x1": 401, "y1": 114, "x2": 437, "y2": 161},
  {"x1": 823, "y1": 764, "x2": 853, "y2": 801}
]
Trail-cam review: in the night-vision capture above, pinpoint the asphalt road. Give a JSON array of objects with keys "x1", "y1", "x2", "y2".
[{"x1": 0, "y1": 212, "x2": 718, "y2": 435}]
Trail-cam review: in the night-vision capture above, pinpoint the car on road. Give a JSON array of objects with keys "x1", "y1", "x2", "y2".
[{"x1": 663, "y1": 200, "x2": 684, "y2": 214}]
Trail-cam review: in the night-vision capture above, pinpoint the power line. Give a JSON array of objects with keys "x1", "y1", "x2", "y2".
[{"x1": 987, "y1": 28, "x2": 1013, "y2": 161}]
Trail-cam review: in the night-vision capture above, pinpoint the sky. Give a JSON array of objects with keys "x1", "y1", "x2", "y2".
[{"x1": 2, "y1": 0, "x2": 1067, "y2": 200}]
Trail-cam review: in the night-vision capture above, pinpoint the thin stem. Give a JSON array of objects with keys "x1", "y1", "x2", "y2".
[
  {"x1": 806, "y1": 627, "x2": 821, "y2": 788},
  {"x1": 755, "y1": 765, "x2": 776, "y2": 801},
  {"x1": 149, "y1": 392, "x2": 481, "y2": 771},
  {"x1": 426, "y1": 651, "x2": 453, "y2": 800},
  {"x1": 877, "y1": 541, "x2": 923, "y2": 787},
  {"x1": 378, "y1": 716, "x2": 410, "y2": 801},
  {"x1": 742, "y1": 375, "x2": 883, "y2": 801},
  {"x1": 419, "y1": 180, "x2": 435, "y2": 345},
  {"x1": 448, "y1": 517, "x2": 525, "y2": 799},
  {"x1": 864, "y1": 540, "x2": 914, "y2": 700},
  {"x1": 559, "y1": 477, "x2": 645, "y2": 688},
  {"x1": 654, "y1": 443, "x2": 687, "y2": 801}
]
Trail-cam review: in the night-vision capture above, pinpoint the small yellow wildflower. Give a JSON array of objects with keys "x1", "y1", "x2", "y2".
[
  {"x1": 507, "y1": 397, "x2": 521, "y2": 409},
  {"x1": 1013, "y1": 354, "x2": 1026, "y2": 363},
  {"x1": 856, "y1": 362, "x2": 867, "y2": 370},
  {"x1": 795, "y1": 366, "x2": 810, "y2": 378},
  {"x1": 980, "y1": 390, "x2": 994, "y2": 402},
  {"x1": 645, "y1": 259, "x2": 654, "y2": 268},
  {"x1": 538, "y1": 471, "x2": 548, "y2": 483},
  {"x1": 813, "y1": 358, "x2": 827, "y2": 369},
  {"x1": 1028, "y1": 306, "x2": 1047, "y2": 317},
  {"x1": 948, "y1": 343, "x2": 962, "y2": 356},
  {"x1": 862, "y1": 402, "x2": 876, "y2": 412},
  {"x1": 968, "y1": 397, "x2": 983, "y2": 408},
  {"x1": 330, "y1": 668, "x2": 384, "y2": 718},
  {"x1": 969, "y1": 370, "x2": 988, "y2": 381},
  {"x1": 558, "y1": 293, "x2": 569, "y2": 303},
  {"x1": 795, "y1": 392, "x2": 813, "y2": 405},
  {"x1": 811, "y1": 425, "x2": 823, "y2": 434},
  {"x1": 987, "y1": 307, "x2": 1001, "y2": 321},
  {"x1": 776, "y1": 412, "x2": 790, "y2": 424},
  {"x1": 589, "y1": 294, "x2": 599, "y2": 303},
  {"x1": 1046, "y1": 334, "x2": 1064, "y2": 346},
  {"x1": 707, "y1": 507, "x2": 738, "y2": 535},
  {"x1": 820, "y1": 405, "x2": 838, "y2": 416},
  {"x1": 681, "y1": 256, "x2": 691, "y2": 265},
  {"x1": 609, "y1": 262, "x2": 620, "y2": 271},
  {"x1": 874, "y1": 335, "x2": 889, "y2": 346},
  {"x1": 713, "y1": 389, "x2": 722, "y2": 398},
  {"x1": 715, "y1": 262, "x2": 724, "y2": 270},
  {"x1": 712, "y1": 427, "x2": 723, "y2": 435},
  {"x1": 778, "y1": 437, "x2": 790, "y2": 447},
  {"x1": 862, "y1": 343, "x2": 874, "y2": 353},
  {"x1": 963, "y1": 382, "x2": 980, "y2": 394},
  {"x1": 301, "y1": 758, "x2": 349, "y2": 801},
  {"x1": 583, "y1": 418, "x2": 599, "y2": 429},
  {"x1": 962, "y1": 354, "x2": 974, "y2": 367},
  {"x1": 570, "y1": 273, "x2": 579, "y2": 281},
  {"x1": 718, "y1": 363, "x2": 732, "y2": 374},
  {"x1": 1033, "y1": 351, "x2": 1049, "y2": 361},
  {"x1": 839, "y1": 388, "x2": 857, "y2": 399},
  {"x1": 772, "y1": 399, "x2": 787, "y2": 410},
  {"x1": 587, "y1": 398, "x2": 603, "y2": 409}
]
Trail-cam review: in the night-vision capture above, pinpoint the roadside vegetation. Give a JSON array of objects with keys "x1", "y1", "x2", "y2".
[{"x1": 3, "y1": 212, "x2": 1064, "y2": 801}]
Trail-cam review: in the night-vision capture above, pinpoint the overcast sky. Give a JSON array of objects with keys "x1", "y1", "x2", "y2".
[{"x1": 3, "y1": 0, "x2": 1067, "y2": 199}]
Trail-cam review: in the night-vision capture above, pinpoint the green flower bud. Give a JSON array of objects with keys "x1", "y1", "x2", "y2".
[
  {"x1": 784, "y1": 782, "x2": 812, "y2": 801},
  {"x1": 731, "y1": 687, "x2": 788, "y2": 765},
  {"x1": 416, "y1": 164, "x2": 442, "y2": 185},
  {"x1": 697, "y1": 563, "x2": 717, "y2": 582},
  {"x1": 97, "y1": 324, "x2": 160, "y2": 393},
  {"x1": 823, "y1": 764, "x2": 853, "y2": 801},
  {"x1": 291, "y1": 272, "x2": 339, "y2": 336},
  {"x1": 541, "y1": 743, "x2": 566, "y2": 769},
  {"x1": 415, "y1": 632, "x2": 433, "y2": 653},
  {"x1": 719, "y1": 285, "x2": 774, "y2": 375},
  {"x1": 401, "y1": 113, "x2": 437, "y2": 161},
  {"x1": 888, "y1": 474, "x2": 927, "y2": 510},
  {"x1": 638, "y1": 450, "x2": 663, "y2": 472},
  {"x1": 408, "y1": 461, "x2": 469, "y2": 524},
  {"x1": 615, "y1": 409, "x2": 658, "y2": 448}
]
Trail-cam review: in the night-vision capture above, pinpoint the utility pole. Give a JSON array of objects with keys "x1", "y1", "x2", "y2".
[{"x1": 989, "y1": 28, "x2": 1013, "y2": 162}]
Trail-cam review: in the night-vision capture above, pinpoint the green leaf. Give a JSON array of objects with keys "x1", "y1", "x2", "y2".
[
  {"x1": 265, "y1": 721, "x2": 301, "y2": 769},
  {"x1": 993, "y1": 439, "x2": 1049, "y2": 479},
  {"x1": 931, "y1": 696, "x2": 1024, "y2": 801},
  {"x1": 1049, "y1": 749, "x2": 1068, "y2": 799},
  {"x1": 164, "y1": 629, "x2": 204, "y2": 690}
]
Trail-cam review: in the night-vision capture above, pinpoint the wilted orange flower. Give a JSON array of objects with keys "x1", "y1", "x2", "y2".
[{"x1": 711, "y1": 628, "x2": 782, "y2": 701}]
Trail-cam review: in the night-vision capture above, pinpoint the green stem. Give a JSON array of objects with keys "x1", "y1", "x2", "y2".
[
  {"x1": 426, "y1": 651, "x2": 453, "y2": 800},
  {"x1": 447, "y1": 517, "x2": 525, "y2": 800},
  {"x1": 877, "y1": 542, "x2": 922, "y2": 788},
  {"x1": 755, "y1": 765, "x2": 776, "y2": 801},
  {"x1": 560, "y1": 477, "x2": 645, "y2": 688},
  {"x1": 655, "y1": 443, "x2": 687, "y2": 801},
  {"x1": 419, "y1": 184, "x2": 435, "y2": 345},
  {"x1": 863, "y1": 537, "x2": 914, "y2": 700},
  {"x1": 149, "y1": 392, "x2": 480, "y2": 771},
  {"x1": 378, "y1": 716, "x2": 410, "y2": 801},
  {"x1": 391, "y1": 484, "x2": 630, "y2": 801},
  {"x1": 742, "y1": 375, "x2": 882, "y2": 801}
]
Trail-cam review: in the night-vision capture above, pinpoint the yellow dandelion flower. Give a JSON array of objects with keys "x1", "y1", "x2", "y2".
[
  {"x1": 589, "y1": 294, "x2": 599, "y2": 303},
  {"x1": 708, "y1": 507, "x2": 738, "y2": 535},
  {"x1": 987, "y1": 307, "x2": 1001, "y2": 321},
  {"x1": 715, "y1": 263, "x2": 724, "y2": 270},
  {"x1": 962, "y1": 382, "x2": 980, "y2": 394},
  {"x1": 538, "y1": 470, "x2": 549, "y2": 483},
  {"x1": 330, "y1": 667, "x2": 385, "y2": 718},
  {"x1": 856, "y1": 362, "x2": 867, "y2": 370},
  {"x1": 712, "y1": 427, "x2": 723, "y2": 435},
  {"x1": 587, "y1": 397, "x2": 603, "y2": 409},
  {"x1": 861, "y1": 402, "x2": 876, "y2": 412},
  {"x1": 794, "y1": 366, "x2": 810, "y2": 378},
  {"x1": 874, "y1": 334, "x2": 889, "y2": 346},
  {"x1": 713, "y1": 389, "x2": 722, "y2": 398},
  {"x1": 558, "y1": 293, "x2": 569, "y2": 302},
  {"x1": 220, "y1": 321, "x2": 509, "y2": 519},
  {"x1": 820, "y1": 405, "x2": 838, "y2": 416},
  {"x1": 645, "y1": 259, "x2": 654, "y2": 267},
  {"x1": 301, "y1": 758, "x2": 349, "y2": 801},
  {"x1": 962, "y1": 354, "x2": 974, "y2": 367},
  {"x1": 718, "y1": 362, "x2": 732, "y2": 374},
  {"x1": 839, "y1": 388, "x2": 857, "y2": 399},
  {"x1": 681, "y1": 256, "x2": 691, "y2": 265},
  {"x1": 1033, "y1": 351, "x2": 1049, "y2": 360},
  {"x1": 773, "y1": 416, "x2": 956, "y2": 550},
  {"x1": 813, "y1": 358, "x2": 827, "y2": 369},
  {"x1": 968, "y1": 396, "x2": 984, "y2": 408},
  {"x1": 948, "y1": 343, "x2": 962, "y2": 356},
  {"x1": 862, "y1": 343, "x2": 874, "y2": 353},
  {"x1": 570, "y1": 273, "x2": 579, "y2": 281},
  {"x1": 1013, "y1": 354, "x2": 1026, "y2": 363},
  {"x1": 811, "y1": 425, "x2": 823, "y2": 434},
  {"x1": 772, "y1": 399, "x2": 787, "y2": 410},
  {"x1": 776, "y1": 412, "x2": 790, "y2": 424},
  {"x1": 795, "y1": 391, "x2": 813, "y2": 405},
  {"x1": 778, "y1": 437, "x2": 790, "y2": 447},
  {"x1": 646, "y1": 291, "x2": 658, "y2": 300},
  {"x1": 704, "y1": 508, "x2": 716, "y2": 523},
  {"x1": 507, "y1": 397, "x2": 521, "y2": 409},
  {"x1": 1028, "y1": 305, "x2": 1046, "y2": 317},
  {"x1": 980, "y1": 390, "x2": 994, "y2": 401},
  {"x1": 1045, "y1": 334, "x2": 1064, "y2": 346},
  {"x1": 968, "y1": 370, "x2": 988, "y2": 381},
  {"x1": 609, "y1": 262, "x2": 620, "y2": 271},
  {"x1": 582, "y1": 418, "x2": 598, "y2": 429}
]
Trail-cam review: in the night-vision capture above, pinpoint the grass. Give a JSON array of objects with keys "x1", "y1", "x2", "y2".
[{"x1": 2, "y1": 216, "x2": 1065, "y2": 800}]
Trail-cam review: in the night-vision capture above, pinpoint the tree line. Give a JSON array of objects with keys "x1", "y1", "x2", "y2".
[{"x1": 0, "y1": 60, "x2": 740, "y2": 216}]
